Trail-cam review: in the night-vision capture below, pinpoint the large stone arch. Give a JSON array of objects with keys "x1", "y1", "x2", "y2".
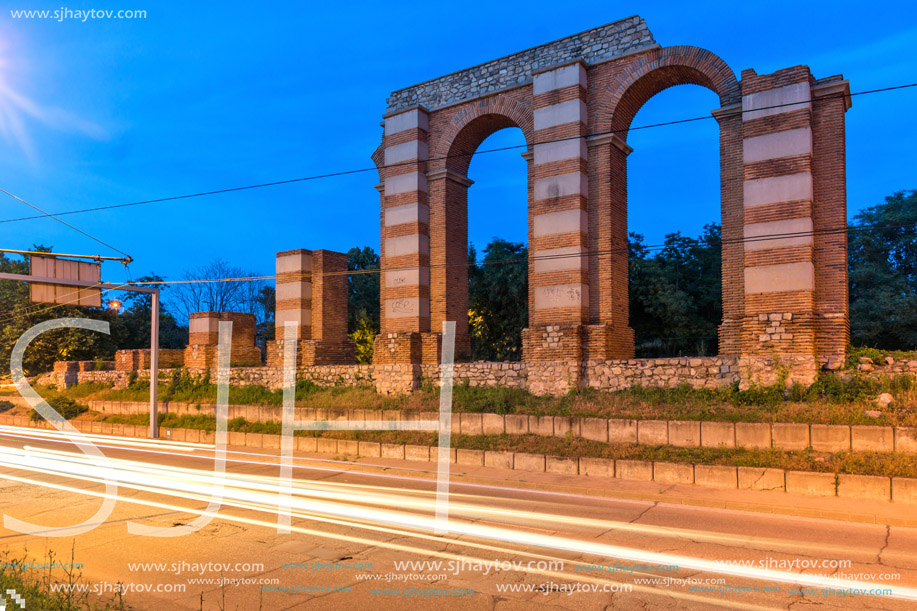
[
  {"x1": 373, "y1": 17, "x2": 850, "y2": 372},
  {"x1": 584, "y1": 46, "x2": 744, "y2": 359}
]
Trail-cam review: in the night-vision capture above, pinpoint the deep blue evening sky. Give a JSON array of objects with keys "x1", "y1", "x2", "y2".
[{"x1": 0, "y1": 1, "x2": 914, "y2": 294}]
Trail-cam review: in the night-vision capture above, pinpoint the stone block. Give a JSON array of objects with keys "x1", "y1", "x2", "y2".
[
  {"x1": 580, "y1": 417, "x2": 608, "y2": 442},
  {"x1": 785, "y1": 471, "x2": 835, "y2": 497},
  {"x1": 653, "y1": 462, "x2": 694, "y2": 484},
  {"x1": 668, "y1": 421, "x2": 700, "y2": 447},
  {"x1": 481, "y1": 413, "x2": 504, "y2": 435},
  {"x1": 528, "y1": 416, "x2": 554, "y2": 436},
  {"x1": 810, "y1": 424, "x2": 850, "y2": 452},
  {"x1": 460, "y1": 413, "x2": 483, "y2": 435},
  {"x1": 615, "y1": 460, "x2": 653, "y2": 481},
  {"x1": 772, "y1": 423, "x2": 809, "y2": 450},
  {"x1": 737, "y1": 467, "x2": 785, "y2": 491},
  {"x1": 851, "y1": 426, "x2": 894, "y2": 452},
  {"x1": 694, "y1": 465, "x2": 737, "y2": 489},
  {"x1": 245, "y1": 433, "x2": 263, "y2": 448},
  {"x1": 405, "y1": 445, "x2": 429, "y2": 462},
  {"x1": 261, "y1": 434, "x2": 280, "y2": 450},
  {"x1": 456, "y1": 448, "x2": 484, "y2": 466},
  {"x1": 895, "y1": 428, "x2": 917, "y2": 453},
  {"x1": 513, "y1": 453, "x2": 545, "y2": 472},
  {"x1": 735, "y1": 422, "x2": 772, "y2": 449},
  {"x1": 701, "y1": 421, "x2": 735, "y2": 448},
  {"x1": 579, "y1": 457, "x2": 614, "y2": 477},
  {"x1": 317, "y1": 438, "x2": 337, "y2": 454},
  {"x1": 505, "y1": 414, "x2": 528, "y2": 435},
  {"x1": 358, "y1": 441, "x2": 381, "y2": 458},
  {"x1": 837, "y1": 474, "x2": 890, "y2": 501},
  {"x1": 296, "y1": 436, "x2": 318, "y2": 452},
  {"x1": 337, "y1": 440, "x2": 359, "y2": 456},
  {"x1": 553, "y1": 416, "x2": 579, "y2": 438},
  {"x1": 228, "y1": 431, "x2": 246, "y2": 447},
  {"x1": 608, "y1": 419, "x2": 637, "y2": 444},
  {"x1": 381, "y1": 443, "x2": 405, "y2": 459},
  {"x1": 637, "y1": 420, "x2": 668, "y2": 445},
  {"x1": 545, "y1": 456, "x2": 578, "y2": 475},
  {"x1": 892, "y1": 478, "x2": 917, "y2": 504},
  {"x1": 484, "y1": 451, "x2": 513, "y2": 470}
]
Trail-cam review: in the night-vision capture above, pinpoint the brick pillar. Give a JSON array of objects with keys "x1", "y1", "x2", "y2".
[
  {"x1": 811, "y1": 78, "x2": 851, "y2": 368},
  {"x1": 186, "y1": 312, "x2": 261, "y2": 368},
  {"x1": 374, "y1": 107, "x2": 431, "y2": 364},
  {"x1": 584, "y1": 132, "x2": 634, "y2": 359},
  {"x1": 523, "y1": 61, "x2": 589, "y2": 362},
  {"x1": 740, "y1": 67, "x2": 819, "y2": 358},
  {"x1": 268, "y1": 249, "x2": 355, "y2": 366},
  {"x1": 715, "y1": 103, "x2": 746, "y2": 356},
  {"x1": 427, "y1": 168, "x2": 473, "y2": 361}
]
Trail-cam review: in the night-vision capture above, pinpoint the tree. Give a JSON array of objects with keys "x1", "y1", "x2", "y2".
[
  {"x1": 113, "y1": 275, "x2": 187, "y2": 350},
  {"x1": 468, "y1": 239, "x2": 528, "y2": 361},
  {"x1": 848, "y1": 190, "x2": 917, "y2": 349},
  {"x1": 169, "y1": 258, "x2": 269, "y2": 324},
  {"x1": 347, "y1": 247, "x2": 380, "y2": 362}
]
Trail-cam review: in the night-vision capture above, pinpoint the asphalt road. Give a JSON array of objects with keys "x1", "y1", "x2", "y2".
[{"x1": 0, "y1": 425, "x2": 913, "y2": 610}]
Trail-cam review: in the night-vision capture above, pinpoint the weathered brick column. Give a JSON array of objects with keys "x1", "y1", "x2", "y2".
[
  {"x1": 522, "y1": 61, "x2": 590, "y2": 362},
  {"x1": 374, "y1": 107, "x2": 433, "y2": 364},
  {"x1": 267, "y1": 249, "x2": 355, "y2": 366},
  {"x1": 185, "y1": 312, "x2": 262, "y2": 368},
  {"x1": 738, "y1": 66, "x2": 849, "y2": 368}
]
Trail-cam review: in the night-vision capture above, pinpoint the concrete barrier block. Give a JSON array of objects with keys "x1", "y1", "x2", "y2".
[
  {"x1": 772, "y1": 423, "x2": 810, "y2": 450},
  {"x1": 637, "y1": 420, "x2": 668, "y2": 445},
  {"x1": 482, "y1": 413, "x2": 504, "y2": 435},
  {"x1": 851, "y1": 426, "x2": 894, "y2": 452},
  {"x1": 892, "y1": 478, "x2": 917, "y2": 504},
  {"x1": 381, "y1": 443, "x2": 404, "y2": 459},
  {"x1": 337, "y1": 440, "x2": 359, "y2": 456},
  {"x1": 245, "y1": 433, "x2": 264, "y2": 448},
  {"x1": 228, "y1": 431, "x2": 246, "y2": 447},
  {"x1": 296, "y1": 436, "x2": 318, "y2": 452},
  {"x1": 895, "y1": 427, "x2": 917, "y2": 453},
  {"x1": 199, "y1": 430, "x2": 215, "y2": 444},
  {"x1": 505, "y1": 414, "x2": 528, "y2": 435},
  {"x1": 810, "y1": 424, "x2": 850, "y2": 452},
  {"x1": 553, "y1": 416, "x2": 579, "y2": 438},
  {"x1": 546, "y1": 456, "x2": 578, "y2": 475},
  {"x1": 579, "y1": 457, "x2": 614, "y2": 477},
  {"x1": 837, "y1": 474, "x2": 890, "y2": 501},
  {"x1": 701, "y1": 421, "x2": 735, "y2": 448},
  {"x1": 528, "y1": 416, "x2": 554, "y2": 436},
  {"x1": 457, "y1": 448, "x2": 484, "y2": 466},
  {"x1": 694, "y1": 465, "x2": 737, "y2": 489},
  {"x1": 404, "y1": 445, "x2": 429, "y2": 462},
  {"x1": 668, "y1": 421, "x2": 700, "y2": 447},
  {"x1": 317, "y1": 438, "x2": 337, "y2": 454},
  {"x1": 738, "y1": 467, "x2": 785, "y2": 491},
  {"x1": 513, "y1": 453, "x2": 546, "y2": 472},
  {"x1": 615, "y1": 460, "x2": 653, "y2": 481},
  {"x1": 608, "y1": 419, "x2": 637, "y2": 444},
  {"x1": 460, "y1": 413, "x2": 483, "y2": 435},
  {"x1": 484, "y1": 451, "x2": 513, "y2": 469},
  {"x1": 653, "y1": 462, "x2": 694, "y2": 484},
  {"x1": 358, "y1": 441, "x2": 381, "y2": 458},
  {"x1": 581, "y1": 417, "x2": 608, "y2": 443},
  {"x1": 261, "y1": 434, "x2": 280, "y2": 450},
  {"x1": 170, "y1": 428, "x2": 186, "y2": 442},
  {"x1": 785, "y1": 471, "x2": 835, "y2": 496},
  {"x1": 735, "y1": 422, "x2": 772, "y2": 449}
]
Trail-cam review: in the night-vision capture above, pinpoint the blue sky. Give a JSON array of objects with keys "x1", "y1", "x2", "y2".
[{"x1": 0, "y1": 1, "x2": 914, "y2": 293}]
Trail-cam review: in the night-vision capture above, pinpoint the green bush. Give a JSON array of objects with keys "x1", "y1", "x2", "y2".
[
  {"x1": 29, "y1": 396, "x2": 88, "y2": 421},
  {"x1": 0, "y1": 400, "x2": 14, "y2": 413}
]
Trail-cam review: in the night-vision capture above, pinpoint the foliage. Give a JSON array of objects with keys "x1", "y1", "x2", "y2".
[
  {"x1": 347, "y1": 246, "x2": 380, "y2": 333},
  {"x1": 468, "y1": 239, "x2": 528, "y2": 361},
  {"x1": 29, "y1": 395, "x2": 88, "y2": 420},
  {"x1": 848, "y1": 190, "x2": 917, "y2": 350},
  {"x1": 169, "y1": 258, "x2": 270, "y2": 325},
  {"x1": 0, "y1": 400, "x2": 14, "y2": 413},
  {"x1": 349, "y1": 309, "x2": 377, "y2": 364},
  {"x1": 629, "y1": 225, "x2": 722, "y2": 357}
]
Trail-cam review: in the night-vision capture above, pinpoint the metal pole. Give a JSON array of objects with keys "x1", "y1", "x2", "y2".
[{"x1": 150, "y1": 290, "x2": 160, "y2": 439}]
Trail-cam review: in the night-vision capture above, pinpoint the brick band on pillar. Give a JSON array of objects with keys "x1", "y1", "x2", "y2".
[
  {"x1": 524, "y1": 61, "x2": 589, "y2": 361},
  {"x1": 740, "y1": 67, "x2": 817, "y2": 358},
  {"x1": 374, "y1": 107, "x2": 431, "y2": 364}
]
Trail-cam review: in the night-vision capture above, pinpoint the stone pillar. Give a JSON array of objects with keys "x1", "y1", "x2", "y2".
[
  {"x1": 267, "y1": 249, "x2": 355, "y2": 366},
  {"x1": 739, "y1": 67, "x2": 821, "y2": 362},
  {"x1": 523, "y1": 61, "x2": 590, "y2": 362},
  {"x1": 185, "y1": 312, "x2": 262, "y2": 368},
  {"x1": 374, "y1": 107, "x2": 431, "y2": 364}
]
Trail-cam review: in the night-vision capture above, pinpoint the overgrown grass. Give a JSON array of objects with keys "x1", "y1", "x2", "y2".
[
  {"x1": 846, "y1": 345, "x2": 917, "y2": 369},
  {"x1": 50, "y1": 370, "x2": 917, "y2": 425}
]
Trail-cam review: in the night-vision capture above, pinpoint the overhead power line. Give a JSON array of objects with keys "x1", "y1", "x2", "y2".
[{"x1": 0, "y1": 83, "x2": 914, "y2": 226}]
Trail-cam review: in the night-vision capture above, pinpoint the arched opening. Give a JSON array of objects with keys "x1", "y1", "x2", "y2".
[
  {"x1": 466, "y1": 128, "x2": 528, "y2": 361},
  {"x1": 428, "y1": 105, "x2": 533, "y2": 361},
  {"x1": 627, "y1": 85, "x2": 721, "y2": 357}
]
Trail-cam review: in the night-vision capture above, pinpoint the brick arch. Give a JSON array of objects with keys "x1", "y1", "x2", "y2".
[
  {"x1": 371, "y1": 144, "x2": 384, "y2": 182},
  {"x1": 430, "y1": 95, "x2": 534, "y2": 176},
  {"x1": 597, "y1": 45, "x2": 739, "y2": 137}
]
